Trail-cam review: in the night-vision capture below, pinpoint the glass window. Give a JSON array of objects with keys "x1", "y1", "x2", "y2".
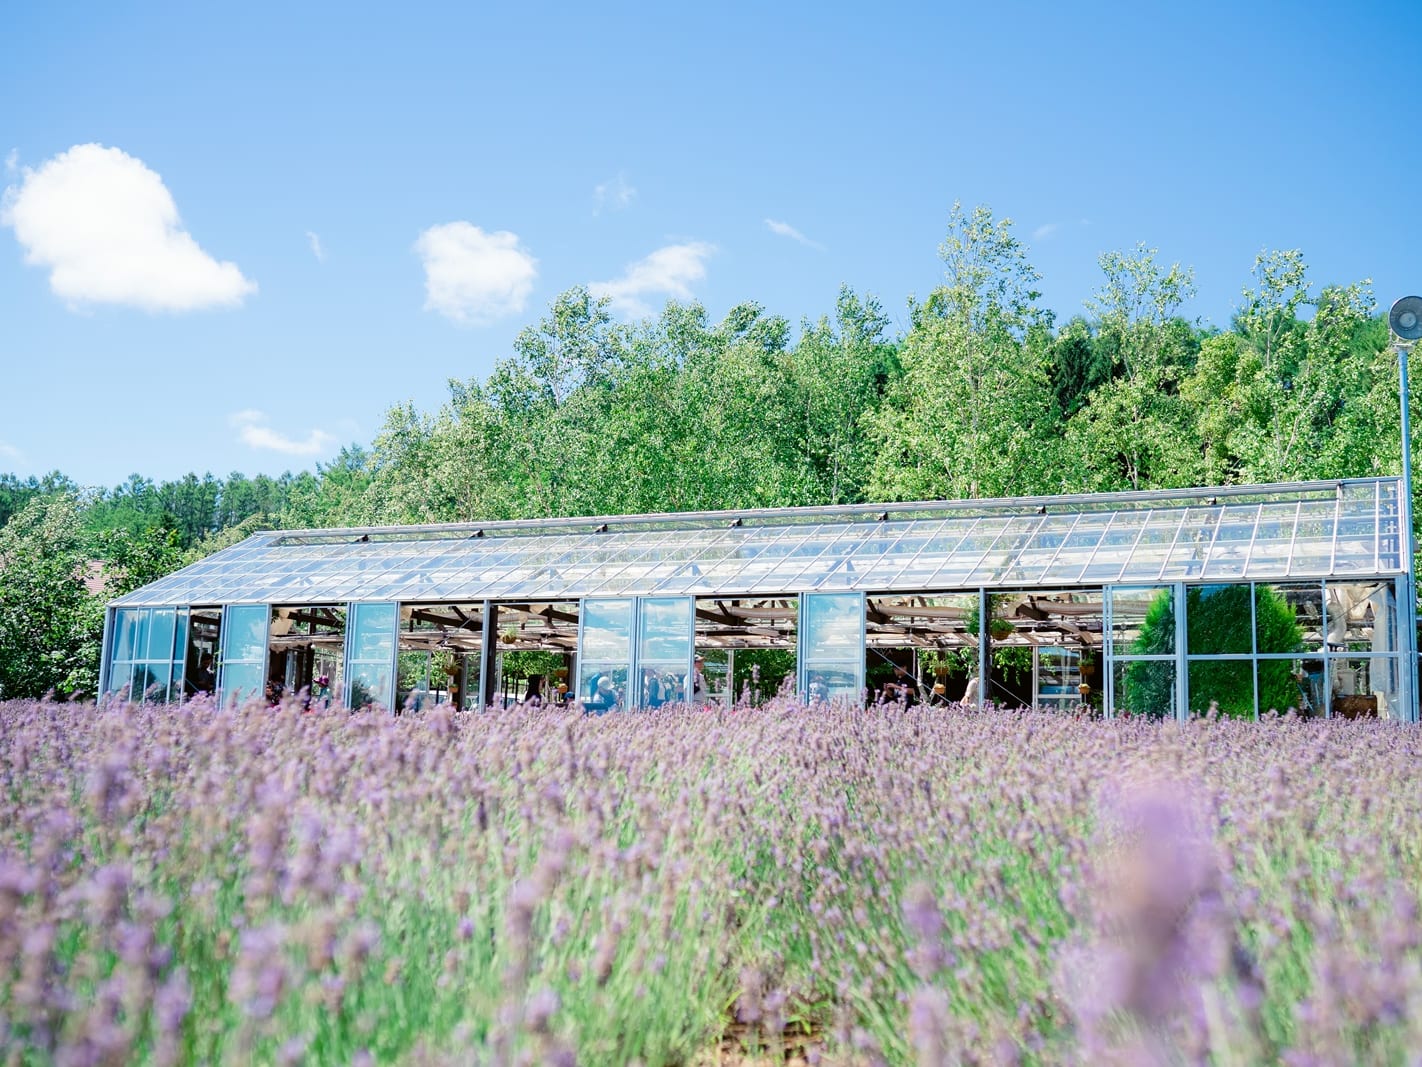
[
  {"x1": 348, "y1": 663, "x2": 393, "y2": 711},
  {"x1": 581, "y1": 599, "x2": 633, "y2": 660},
  {"x1": 225, "y1": 605, "x2": 269, "y2": 662},
  {"x1": 1187, "y1": 659, "x2": 1254, "y2": 718},
  {"x1": 351, "y1": 602, "x2": 397, "y2": 660},
  {"x1": 579, "y1": 664, "x2": 628, "y2": 714},
  {"x1": 805, "y1": 666, "x2": 861, "y2": 704},
  {"x1": 1185, "y1": 584, "x2": 1255, "y2": 656},
  {"x1": 1330, "y1": 656, "x2": 1402, "y2": 720},
  {"x1": 638, "y1": 597, "x2": 692, "y2": 664},
  {"x1": 579, "y1": 599, "x2": 635, "y2": 712},
  {"x1": 1109, "y1": 586, "x2": 1175, "y2": 656},
  {"x1": 146, "y1": 607, "x2": 177, "y2": 661},
  {"x1": 220, "y1": 661, "x2": 264, "y2": 705},
  {"x1": 219, "y1": 604, "x2": 270, "y2": 707},
  {"x1": 346, "y1": 603, "x2": 398, "y2": 710},
  {"x1": 1113, "y1": 659, "x2": 1176, "y2": 719},
  {"x1": 802, "y1": 592, "x2": 863, "y2": 659},
  {"x1": 800, "y1": 592, "x2": 864, "y2": 702},
  {"x1": 1325, "y1": 582, "x2": 1396, "y2": 654},
  {"x1": 131, "y1": 664, "x2": 162, "y2": 702},
  {"x1": 1258, "y1": 583, "x2": 1324, "y2": 652},
  {"x1": 112, "y1": 609, "x2": 142, "y2": 663}
]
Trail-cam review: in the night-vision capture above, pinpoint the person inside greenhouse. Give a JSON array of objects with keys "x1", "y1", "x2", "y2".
[
  {"x1": 690, "y1": 656, "x2": 709, "y2": 706},
  {"x1": 885, "y1": 665, "x2": 920, "y2": 706},
  {"x1": 187, "y1": 652, "x2": 216, "y2": 695},
  {"x1": 962, "y1": 674, "x2": 980, "y2": 707},
  {"x1": 586, "y1": 674, "x2": 619, "y2": 713},
  {"x1": 642, "y1": 668, "x2": 666, "y2": 708}
]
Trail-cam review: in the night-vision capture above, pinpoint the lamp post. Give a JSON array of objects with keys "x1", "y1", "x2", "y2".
[{"x1": 1388, "y1": 296, "x2": 1422, "y2": 722}]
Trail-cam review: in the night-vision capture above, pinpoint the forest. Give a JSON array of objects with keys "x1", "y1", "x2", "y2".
[{"x1": 0, "y1": 204, "x2": 1408, "y2": 698}]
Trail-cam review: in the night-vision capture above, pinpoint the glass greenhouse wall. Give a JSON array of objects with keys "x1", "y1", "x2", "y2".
[{"x1": 99, "y1": 477, "x2": 1418, "y2": 720}]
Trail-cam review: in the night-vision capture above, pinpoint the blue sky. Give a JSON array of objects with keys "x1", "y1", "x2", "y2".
[{"x1": 2, "y1": 1, "x2": 1418, "y2": 488}]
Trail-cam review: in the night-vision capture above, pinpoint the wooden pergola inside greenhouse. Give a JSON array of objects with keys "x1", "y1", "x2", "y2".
[{"x1": 100, "y1": 477, "x2": 1418, "y2": 721}]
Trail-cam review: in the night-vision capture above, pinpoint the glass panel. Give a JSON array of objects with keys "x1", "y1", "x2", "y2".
[
  {"x1": 348, "y1": 662, "x2": 393, "y2": 710},
  {"x1": 223, "y1": 605, "x2": 269, "y2": 662},
  {"x1": 1329, "y1": 657, "x2": 1401, "y2": 720},
  {"x1": 1259, "y1": 583, "x2": 1324, "y2": 652},
  {"x1": 638, "y1": 597, "x2": 692, "y2": 663},
  {"x1": 1160, "y1": 508, "x2": 1222, "y2": 580},
  {"x1": 1185, "y1": 584, "x2": 1255, "y2": 656},
  {"x1": 130, "y1": 665, "x2": 151, "y2": 700},
  {"x1": 1291, "y1": 656, "x2": 1326, "y2": 718},
  {"x1": 805, "y1": 665, "x2": 861, "y2": 703},
  {"x1": 1080, "y1": 516, "x2": 1147, "y2": 582},
  {"x1": 580, "y1": 599, "x2": 635, "y2": 711},
  {"x1": 1255, "y1": 658, "x2": 1313, "y2": 717},
  {"x1": 579, "y1": 664, "x2": 628, "y2": 714},
  {"x1": 1117, "y1": 510, "x2": 1187, "y2": 581},
  {"x1": 802, "y1": 592, "x2": 863, "y2": 660},
  {"x1": 1109, "y1": 586, "x2": 1174, "y2": 656},
  {"x1": 1188, "y1": 659, "x2": 1254, "y2": 718},
  {"x1": 581, "y1": 599, "x2": 633, "y2": 660},
  {"x1": 1245, "y1": 504, "x2": 1300, "y2": 576},
  {"x1": 220, "y1": 661, "x2": 264, "y2": 706},
  {"x1": 132, "y1": 609, "x2": 153, "y2": 666},
  {"x1": 639, "y1": 666, "x2": 686, "y2": 707},
  {"x1": 146, "y1": 608, "x2": 177, "y2": 661},
  {"x1": 112, "y1": 608, "x2": 142, "y2": 662},
  {"x1": 351, "y1": 602, "x2": 397, "y2": 660},
  {"x1": 1114, "y1": 659, "x2": 1175, "y2": 718},
  {"x1": 1036, "y1": 647, "x2": 1082, "y2": 713},
  {"x1": 173, "y1": 611, "x2": 189, "y2": 674},
  {"x1": 1325, "y1": 582, "x2": 1395, "y2": 653}
]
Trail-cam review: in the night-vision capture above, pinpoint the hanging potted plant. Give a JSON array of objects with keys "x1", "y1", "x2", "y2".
[{"x1": 966, "y1": 595, "x2": 1015, "y2": 641}]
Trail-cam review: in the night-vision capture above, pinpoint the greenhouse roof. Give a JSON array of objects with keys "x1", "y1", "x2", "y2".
[{"x1": 110, "y1": 478, "x2": 1407, "y2": 608}]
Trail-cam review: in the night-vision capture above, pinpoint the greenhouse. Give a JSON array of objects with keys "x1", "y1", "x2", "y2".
[{"x1": 99, "y1": 476, "x2": 1418, "y2": 721}]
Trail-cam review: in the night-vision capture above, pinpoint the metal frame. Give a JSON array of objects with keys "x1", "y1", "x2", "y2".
[{"x1": 109, "y1": 479, "x2": 1408, "y2": 609}]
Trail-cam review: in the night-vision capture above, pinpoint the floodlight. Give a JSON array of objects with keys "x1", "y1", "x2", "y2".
[{"x1": 1391, "y1": 295, "x2": 1422, "y2": 342}]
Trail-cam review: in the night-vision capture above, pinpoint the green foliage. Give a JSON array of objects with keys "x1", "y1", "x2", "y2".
[
  {"x1": 867, "y1": 203, "x2": 1062, "y2": 502},
  {"x1": 1124, "y1": 585, "x2": 1303, "y2": 718},
  {"x1": 0, "y1": 494, "x2": 104, "y2": 698},
  {"x1": 500, "y1": 650, "x2": 566, "y2": 682},
  {"x1": 0, "y1": 221, "x2": 1409, "y2": 695},
  {"x1": 730, "y1": 649, "x2": 795, "y2": 699}
]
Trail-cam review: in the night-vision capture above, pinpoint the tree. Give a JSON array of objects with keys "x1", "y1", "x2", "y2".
[
  {"x1": 0, "y1": 494, "x2": 105, "y2": 698},
  {"x1": 867, "y1": 203, "x2": 1061, "y2": 501},
  {"x1": 1046, "y1": 317, "x2": 1112, "y2": 419},
  {"x1": 783, "y1": 287, "x2": 899, "y2": 505},
  {"x1": 1067, "y1": 244, "x2": 1201, "y2": 490},
  {"x1": 1180, "y1": 253, "x2": 1380, "y2": 485}
]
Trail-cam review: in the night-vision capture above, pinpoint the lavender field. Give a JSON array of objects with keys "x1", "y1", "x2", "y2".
[{"x1": 1, "y1": 699, "x2": 1420, "y2": 1065}]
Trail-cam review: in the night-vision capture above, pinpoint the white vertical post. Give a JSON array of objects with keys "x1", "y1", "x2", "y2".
[
  {"x1": 977, "y1": 587, "x2": 990, "y2": 711},
  {"x1": 1174, "y1": 583, "x2": 1189, "y2": 720},
  {"x1": 1398, "y1": 342, "x2": 1419, "y2": 722}
]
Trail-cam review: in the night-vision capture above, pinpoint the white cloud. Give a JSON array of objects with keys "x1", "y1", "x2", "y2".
[
  {"x1": 0, "y1": 143, "x2": 257, "y2": 311},
  {"x1": 306, "y1": 231, "x2": 326, "y2": 262},
  {"x1": 3, "y1": 150, "x2": 16, "y2": 175},
  {"x1": 765, "y1": 218, "x2": 823, "y2": 250},
  {"x1": 593, "y1": 173, "x2": 637, "y2": 215},
  {"x1": 415, "y1": 221, "x2": 537, "y2": 326},
  {"x1": 0, "y1": 439, "x2": 22, "y2": 463},
  {"x1": 229, "y1": 410, "x2": 336, "y2": 457},
  {"x1": 1032, "y1": 222, "x2": 1061, "y2": 241},
  {"x1": 590, "y1": 241, "x2": 715, "y2": 317}
]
